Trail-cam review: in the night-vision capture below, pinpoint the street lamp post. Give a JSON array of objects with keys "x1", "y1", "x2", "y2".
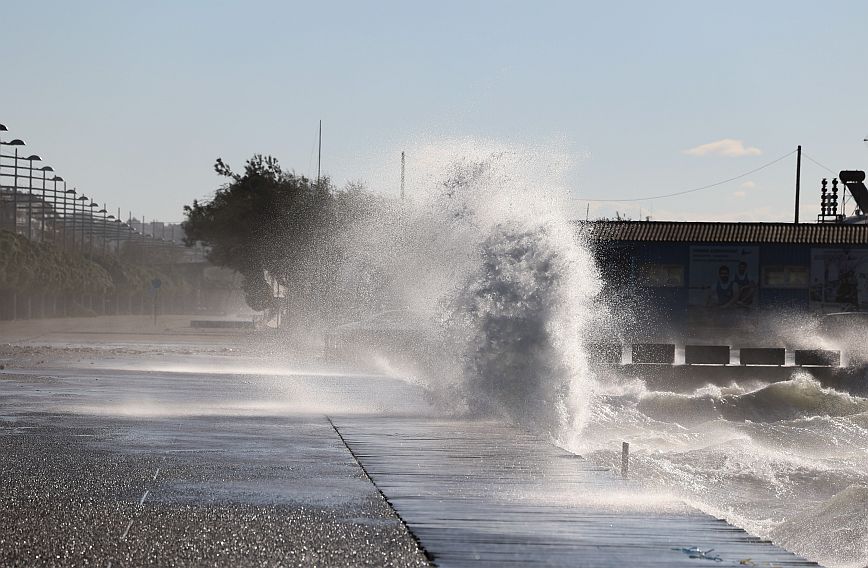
[
  {"x1": 88, "y1": 200, "x2": 98, "y2": 256},
  {"x1": 107, "y1": 214, "x2": 116, "y2": 255},
  {"x1": 25, "y1": 154, "x2": 41, "y2": 240},
  {"x1": 99, "y1": 204, "x2": 108, "y2": 257},
  {"x1": 65, "y1": 187, "x2": 76, "y2": 250},
  {"x1": 40, "y1": 166, "x2": 53, "y2": 242},
  {"x1": 0, "y1": 138, "x2": 25, "y2": 234},
  {"x1": 0, "y1": 125, "x2": 4, "y2": 228},
  {"x1": 52, "y1": 176, "x2": 64, "y2": 245},
  {"x1": 77, "y1": 195, "x2": 88, "y2": 252}
]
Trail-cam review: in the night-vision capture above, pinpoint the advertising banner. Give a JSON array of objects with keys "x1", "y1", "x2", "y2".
[
  {"x1": 810, "y1": 248, "x2": 868, "y2": 311},
  {"x1": 688, "y1": 246, "x2": 759, "y2": 309}
]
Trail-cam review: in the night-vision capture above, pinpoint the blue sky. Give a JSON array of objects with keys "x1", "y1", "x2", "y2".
[{"x1": 2, "y1": 1, "x2": 867, "y2": 222}]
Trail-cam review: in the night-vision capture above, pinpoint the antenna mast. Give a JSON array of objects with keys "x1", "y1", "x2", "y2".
[
  {"x1": 316, "y1": 120, "x2": 322, "y2": 186},
  {"x1": 794, "y1": 145, "x2": 802, "y2": 223}
]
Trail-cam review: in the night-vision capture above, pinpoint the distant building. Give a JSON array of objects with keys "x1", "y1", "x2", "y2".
[{"x1": 587, "y1": 221, "x2": 868, "y2": 332}]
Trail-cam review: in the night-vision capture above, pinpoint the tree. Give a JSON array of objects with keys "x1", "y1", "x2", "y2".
[{"x1": 182, "y1": 155, "x2": 347, "y2": 321}]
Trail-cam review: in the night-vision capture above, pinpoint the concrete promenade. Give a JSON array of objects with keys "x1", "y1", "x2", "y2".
[{"x1": 0, "y1": 318, "x2": 821, "y2": 566}]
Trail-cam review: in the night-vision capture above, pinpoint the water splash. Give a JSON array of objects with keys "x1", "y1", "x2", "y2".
[{"x1": 336, "y1": 137, "x2": 604, "y2": 439}]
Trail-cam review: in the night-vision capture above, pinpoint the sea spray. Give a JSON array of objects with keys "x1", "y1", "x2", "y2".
[
  {"x1": 334, "y1": 138, "x2": 605, "y2": 439},
  {"x1": 447, "y1": 223, "x2": 596, "y2": 437}
]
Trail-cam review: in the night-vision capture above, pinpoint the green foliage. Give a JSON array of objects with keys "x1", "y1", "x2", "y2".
[
  {"x1": 0, "y1": 231, "x2": 111, "y2": 293},
  {"x1": 183, "y1": 155, "x2": 361, "y2": 315},
  {"x1": 0, "y1": 231, "x2": 196, "y2": 296}
]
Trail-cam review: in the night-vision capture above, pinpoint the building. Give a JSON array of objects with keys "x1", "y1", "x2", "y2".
[{"x1": 587, "y1": 221, "x2": 868, "y2": 335}]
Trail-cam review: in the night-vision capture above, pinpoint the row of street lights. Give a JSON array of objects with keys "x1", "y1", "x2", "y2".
[{"x1": 0, "y1": 123, "x2": 182, "y2": 256}]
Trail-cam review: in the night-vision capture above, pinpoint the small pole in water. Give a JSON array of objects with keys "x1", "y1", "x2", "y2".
[
  {"x1": 621, "y1": 441, "x2": 629, "y2": 479},
  {"x1": 400, "y1": 151, "x2": 405, "y2": 200}
]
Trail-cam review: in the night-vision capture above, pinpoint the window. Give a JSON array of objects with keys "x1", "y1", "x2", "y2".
[
  {"x1": 762, "y1": 266, "x2": 809, "y2": 288},
  {"x1": 640, "y1": 264, "x2": 685, "y2": 287}
]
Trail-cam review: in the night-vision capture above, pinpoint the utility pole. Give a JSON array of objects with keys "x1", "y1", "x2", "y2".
[
  {"x1": 794, "y1": 145, "x2": 802, "y2": 224},
  {"x1": 316, "y1": 120, "x2": 322, "y2": 187},
  {"x1": 400, "y1": 151, "x2": 405, "y2": 199}
]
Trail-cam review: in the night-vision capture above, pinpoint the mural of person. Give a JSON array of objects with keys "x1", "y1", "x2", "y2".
[
  {"x1": 734, "y1": 261, "x2": 756, "y2": 307},
  {"x1": 709, "y1": 265, "x2": 738, "y2": 308}
]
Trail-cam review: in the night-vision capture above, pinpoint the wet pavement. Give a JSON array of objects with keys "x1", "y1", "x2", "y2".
[
  {"x1": 0, "y1": 357, "x2": 819, "y2": 567},
  {"x1": 0, "y1": 366, "x2": 431, "y2": 567}
]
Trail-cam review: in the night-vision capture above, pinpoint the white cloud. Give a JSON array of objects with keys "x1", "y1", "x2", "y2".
[
  {"x1": 733, "y1": 191, "x2": 747, "y2": 198},
  {"x1": 741, "y1": 180, "x2": 756, "y2": 189},
  {"x1": 683, "y1": 138, "x2": 762, "y2": 157}
]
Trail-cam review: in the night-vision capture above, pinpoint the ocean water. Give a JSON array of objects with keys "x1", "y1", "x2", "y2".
[{"x1": 576, "y1": 373, "x2": 868, "y2": 568}]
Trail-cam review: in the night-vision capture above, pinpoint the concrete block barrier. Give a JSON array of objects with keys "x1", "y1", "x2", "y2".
[
  {"x1": 587, "y1": 342, "x2": 622, "y2": 365},
  {"x1": 739, "y1": 347, "x2": 785, "y2": 366},
  {"x1": 191, "y1": 319, "x2": 255, "y2": 329},
  {"x1": 685, "y1": 345, "x2": 730, "y2": 365},
  {"x1": 794, "y1": 349, "x2": 841, "y2": 367},
  {"x1": 632, "y1": 343, "x2": 675, "y2": 364}
]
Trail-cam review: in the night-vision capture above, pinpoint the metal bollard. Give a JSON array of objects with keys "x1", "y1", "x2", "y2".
[{"x1": 621, "y1": 442, "x2": 629, "y2": 479}]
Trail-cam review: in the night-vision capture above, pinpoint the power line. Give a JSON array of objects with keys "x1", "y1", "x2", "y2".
[
  {"x1": 801, "y1": 152, "x2": 836, "y2": 175},
  {"x1": 577, "y1": 149, "x2": 797, "y2": 203}
]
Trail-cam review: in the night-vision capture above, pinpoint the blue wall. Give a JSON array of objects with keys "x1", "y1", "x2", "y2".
[{"x1": 595, "y1": 241, "x2": 868, "y2": 325}]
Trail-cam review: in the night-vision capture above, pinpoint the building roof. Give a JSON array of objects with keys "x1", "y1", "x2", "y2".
[{"x1": 586, "y1": 221, "x2": 868, "y2": 245}]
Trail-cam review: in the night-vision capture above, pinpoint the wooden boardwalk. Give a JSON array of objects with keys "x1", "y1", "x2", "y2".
[{"x1": 332, "y1": 417, "x2": 820, "y2": 567}]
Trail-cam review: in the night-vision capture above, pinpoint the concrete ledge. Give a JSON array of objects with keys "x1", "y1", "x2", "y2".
[
  {"x1": 739, "y1": 347, "x2": 785, "y2": 366},
  {"x1": 190, "y1": 320, "x2": 255, "y2": 329},
  {"x1": 794, "y1": 349, "x2": 841, "y2": 367},
  {"x1": 685, "y1": 345, "x2": 730, "y2": 365},
  {"x1": 632, "y1": 343, "x2": 675, "y2": 364},
  {"x1": 586, "y1": 342, "x2": 622, "y2": 365}
]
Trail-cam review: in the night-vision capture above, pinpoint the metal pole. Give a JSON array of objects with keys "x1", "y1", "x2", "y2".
[
  {"x1": 40, "y1": 170, "x2": 47, "y2": 242},
  {"x1": 12, "y1": 147, "x2": 18, "y2": 235},
  {"x1": 400, "y1": 151, "x2": 405, "y2": 200},
  {"x1": 621, "y1": 441, "x2": 629, "y2": 479},
  {"x1": 102, "y1": 205, "x2": 107, "y2": 257},
  {"x1": 58, "y1": 180, "x2": 65, "y2": 248},
  {"x1": 316, "y1": 119, "x2": 322, "y2": 186},
  {"x1": 794, "y1": 145, "x2": 802, "y2": 224},
  {"x1": 80, "y1": 195, "x2": 86, "y2": 252},
  {"x1": 27, "y1": 157, "x2": 34, "y2": 240},
  {"x1": 89, "y1": 202, "x2": 95, "y2": 256}
]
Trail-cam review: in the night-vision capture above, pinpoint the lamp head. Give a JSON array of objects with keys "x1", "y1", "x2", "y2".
[{"x1": 26, "y1": 154, "x2": 41, "y2": 161}]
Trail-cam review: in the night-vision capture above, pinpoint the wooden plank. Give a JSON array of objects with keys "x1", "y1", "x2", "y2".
[{"x1": 333, "y1": 417, "x2": 819, "y2": 567}]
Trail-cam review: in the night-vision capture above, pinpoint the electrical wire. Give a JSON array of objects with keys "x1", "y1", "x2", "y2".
[
  {"x1": 801, "y1": 152, "x2": 836, "y2": 176},
  {"x1": 577, "y1": 149, "x2": 797, "y2": 203}
]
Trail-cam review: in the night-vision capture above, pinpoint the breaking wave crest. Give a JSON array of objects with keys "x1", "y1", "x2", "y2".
[
  {"x1": 636, "y1": 374, "x2": 868, "y2": 425},
  {"x1": 342, "y1": 138, "x2": 603, "y2": 438}
]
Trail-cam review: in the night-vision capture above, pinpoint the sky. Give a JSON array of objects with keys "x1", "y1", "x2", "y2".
[{"x1": 2, "y1": 0, "x2": 867, "y2": 223}]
